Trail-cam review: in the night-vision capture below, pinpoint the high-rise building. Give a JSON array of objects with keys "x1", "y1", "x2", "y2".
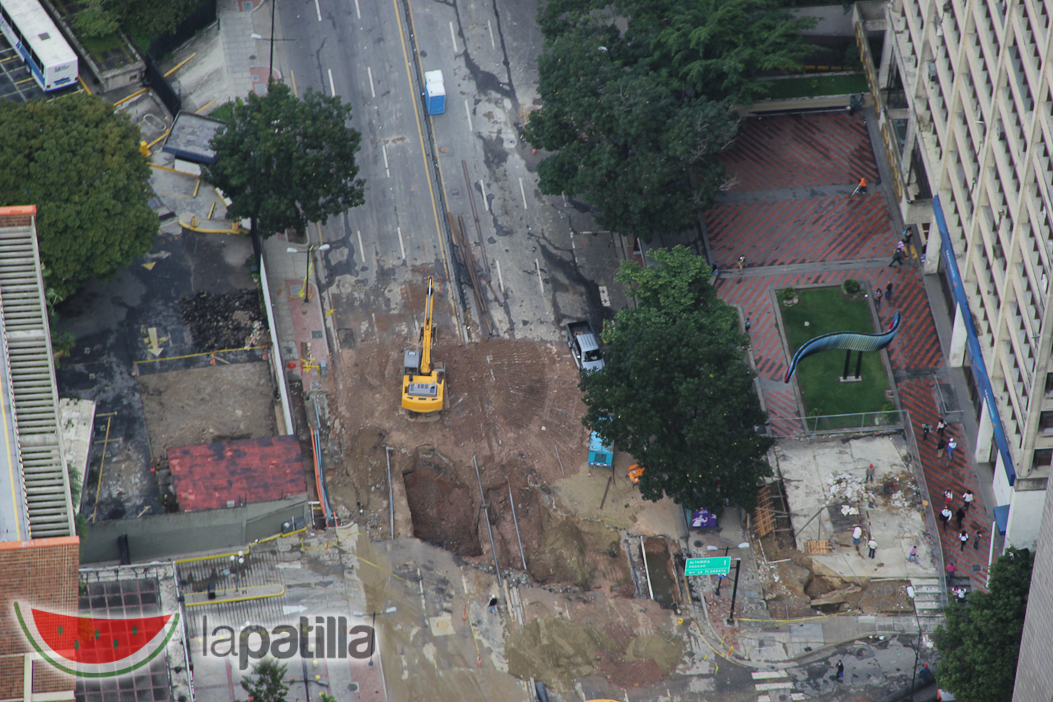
[{"x1": 855, "y1": 0, "x2": 1053, "y2": 549}]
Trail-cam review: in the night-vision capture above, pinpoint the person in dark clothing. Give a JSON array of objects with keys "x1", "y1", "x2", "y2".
[
  {"x1": 921, "y1": 422, "x2": 932, "y2": 441},
  {"x1": 745, "y1": 317, "x2": 752, "y2": 333},
  {"x1": 836, "y1": 660, "x2": 844, "y2": 680},
  {"x1": 889, "y1": 251, "x2": 904, "y2": 267},
  {"x1": 955, "y1": 507, "x2": 966, "y2": 528},
  {"x1": 885, "y1": 281, "x2": 893, "y2": 302}
]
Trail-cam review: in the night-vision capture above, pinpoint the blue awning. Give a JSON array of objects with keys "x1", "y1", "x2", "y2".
[{"x1": 993, "y1": 504, "x2": 1010, "y2": 534}]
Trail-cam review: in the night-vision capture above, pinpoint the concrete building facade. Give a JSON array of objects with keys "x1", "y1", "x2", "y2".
[{"x1": 856, "y1": 0, "x2": 1053, "y2": 549}]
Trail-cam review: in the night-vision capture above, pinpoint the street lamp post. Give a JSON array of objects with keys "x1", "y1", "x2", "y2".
[
  {"x1": 353, "y1": 607, "x2": 397, "y2": 668},
  {"x1": 287, "y1": 243, "x2": 330, "y2": 303},
  {"x1": 708, "y1": 541, "x2": 749, "y2": 597},
  {"x1": 906, "y1": 585, "x2": 923, "y2": 700},
  {"x1": 229, "y1": 551, "x2": 245, "y2": 593}
]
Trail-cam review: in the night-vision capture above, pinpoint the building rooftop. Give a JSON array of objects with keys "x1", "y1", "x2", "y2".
[
  {"x1": 167, "y1": 435, "x2": 306, "y2": 512},
  {"x1": 0, "y1": 205, "x2": 74, "y2": 540}
]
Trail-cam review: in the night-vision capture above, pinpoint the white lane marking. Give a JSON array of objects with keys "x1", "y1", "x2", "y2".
[
  {"x1": 328, "y1": 68, "x2": 336, "y2": 96},
  {"x1": 354, "y1": 0, "x2": 361, "y2": 19},
  {"x1": 357, "y1": 230, "x2": 366, "y2": 266},
  {"x1": 519, "y1": 177, "x2": 528, "y2": 209},
  {"x1": 464, "y1": 99, "x2": 473, "y2": 132},
  {"x1": 315, "y1": 0, "x2": 322, "y2": 21},
  {"x1": 367, "y1": 66, "x2": 375, "y2": 98},
  {"x1": 752, "y1": 672, "x2": 788, "y2": 680},
  {"x1": 535, "y1": 258, "x2": 543, "y2": 294},
  {"x1": 479, "y1": 180, "x2": 488, "y2": 211},
  {"x1": 487, "y1": 20, "x2": 495, "y2": 49},
  {"x1": 755, "y1": 682, "x2": 793, "y2": 691},
  {"x1": 496, "y1": 259, "x2": 504, "y2": 293},
  {"x1": 569, "y1": 230, "x2": 575, "y2": 250},
  {"x1": 382, "y1": 144, "x2": 391, "y2": 178},
  {"x1": 397, "y1": 227, "x2": 406, "y2": 260},
  {"x1": 449, "y1": 21, "x2": 458, "y2": 54}
]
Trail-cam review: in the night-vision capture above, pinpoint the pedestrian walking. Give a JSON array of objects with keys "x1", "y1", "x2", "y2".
[
  {"x1": 921, "y1": 422, "x2": 932, "y2": 441},
  {"x1": 866, "y1": 463, "x2": 876, "y2": 482},
  {"x1": 959, "y1": 529, "x2": 969, "y2": 551},
  {"x1": 974, "y1": 526, "x2": 983, "y2": 550},
  {"x1": 947, "y1": 437, "x2": 958, "y2": 461},
  {"x1": 908, "y1": 544, "x2": 919, "y2": 562},
  {"x1": 853, "y1": 177, "x2": 867, "y2": 195},
  {"x1": 936, "y1": 419, "x2": 947, "y2": 437},
  {"x1": 889, "y1": 250, "x2": 904, "y2": 267},
  {"x1": 852, "y1": 524, "x2": 863, "y2": 546},
  {"x1": 943, "y1": 489, "x2": 953, "y2": 507},
  {"x1": 488, "y1": 595, "x2": 499, "y2": 614},
  {"x1": 745, "y1": 317, "x2": 752, "y2": 333},
  {"x1": 896, "y1": 241, "x2": 906, "y2": 253},
  {"x1": 956, "y1": 587, "x2": 968, "y2": 603},
  {"x1": 867, "y1": 538, "x2": 877, "y2": 558},
  {"x1": 946, "y1": 561, "x2": 957, "y2": 576},
  {"x1": 874, "y1": 288, "x2": 882, "y2": 306},
  {"x1": 937, "y1": 438, "x2": 947, "y2": 457},
  {"x1": 902, "y1": 228, "x2": 914, "y2": 247},
  {"x1": 963, "y1": 490, "x2": 974, "y2": 511},
  {"x1": 940, "y1": 507, "x2": 952, "y2": 530},
  {"x1": 737, "y1": 255, "x2": 746, "y2": 273},
  {"x1": 955, "y1": 507, "x2": 966, "y2": 528},
  {"x1": 885, "y1": 281, "x2": 893, "y2": 302},
  {"x1": 836, "y1": 660, "x2": 845, "y2": 680}
]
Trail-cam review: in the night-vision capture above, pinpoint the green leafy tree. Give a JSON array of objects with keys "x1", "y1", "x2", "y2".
[
  {"x1": 529, "y1": 0, "x2": 816, "y2": 240},
  {"x1": 0, "y1": 95, "x2": 157, "y2": 301},
  {"x1": 203, "y1": 82, "x2": 365, "y2": 239},
  {"x1": 73, "y1": 0, "x2": 204, "y2": 41},
  {"x1": 239, "y1": 659, "x2": 289, "y2": 702},
  {"x1": 525, "y1": 25, "x2": 739, "y2": 239},
  {"x1": 933, "y1": 547, "x2": 1033, "y2": 702},
  {"x1": 622, "y1": 0, "x2": 818, "y2": 105},
  {"x1": 580, "y1": 246, "x2": 773, "y2": 511}
]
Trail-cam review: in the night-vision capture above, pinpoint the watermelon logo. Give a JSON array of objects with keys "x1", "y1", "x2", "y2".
[{"x1": 14, "y1": 602, "x2": 179, "y2": 679}]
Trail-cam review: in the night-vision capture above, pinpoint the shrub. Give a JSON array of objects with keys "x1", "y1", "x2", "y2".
[
  {"x1": 780, "y1": 287, "x2": 797, "y2": 301},
  {"x1": 842, "y1": 279, "x2": 862, "y2": 295}
]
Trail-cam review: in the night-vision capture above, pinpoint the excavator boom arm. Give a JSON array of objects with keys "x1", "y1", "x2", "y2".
[{"x1": 420, "y1": 277, "x2": 434, "y2": 374}]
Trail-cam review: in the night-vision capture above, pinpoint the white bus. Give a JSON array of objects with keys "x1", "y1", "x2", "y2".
[{"x1": 0, "y1": 0, "x2": 77, "y2": 91}]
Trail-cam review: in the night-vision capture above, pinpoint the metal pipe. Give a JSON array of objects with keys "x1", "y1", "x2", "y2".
[
  {"x1": 640, "y1": 537, "x2": 654, "y2": 600},
  {"x1": 508, "y1": 484, "x2": 527, "y2": 571},
  {"x1": 473, "y1": 454, "x2": 502, "y2": 585},
  {"x1": 554, "y1": 445, "x2": 565, "y2": 476},
  {"x1": 726, "y1": 559, "x2": 742, "y2": 624},
  {"x1": 714, "y1": 547, "x2": 730, "y2": 596},
  {"x1": 386, "y1": 447, "x2": 394, "y2": 540}
]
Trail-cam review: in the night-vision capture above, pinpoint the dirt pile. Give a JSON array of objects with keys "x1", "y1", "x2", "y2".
[
  {"x1": 179, "y1": 290, "x2": 267, "y2": 351},
  {"x1": 506, "y1": 616, "x2": 684, "y2": 692}
]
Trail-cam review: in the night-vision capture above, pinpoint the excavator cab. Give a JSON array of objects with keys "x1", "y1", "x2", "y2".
[{"x1": 401, "y1": 278, "x2": 445, "y2": 415}]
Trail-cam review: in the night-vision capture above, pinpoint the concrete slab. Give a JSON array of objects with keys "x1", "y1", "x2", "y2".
[{"x1": 775, "y1": 436, "x2": 937, "y2": 581}]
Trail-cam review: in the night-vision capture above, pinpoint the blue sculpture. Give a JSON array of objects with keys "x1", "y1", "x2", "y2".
[{"x1": 784, "y1": 312, "x2": 902, "y2": 383}]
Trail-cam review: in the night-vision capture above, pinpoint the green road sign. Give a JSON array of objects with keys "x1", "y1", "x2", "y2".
[{"x1": 684, "y1": 557, "x2": 731, "y2": 577}]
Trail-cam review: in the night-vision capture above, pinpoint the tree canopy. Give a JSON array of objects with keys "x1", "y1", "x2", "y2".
[
  {"x1": 526, "y1": 0, "x2": 816, "y2": 241},
  {"x1": 239, "y1": 660, "x2": 288, "y2": 702},
  {"x1": 0, "y1": 95, "x2": 157, "y2": 301},
  {"x1": 75, "y1": 0, "x2": 205, "y2": 40},
  {"x1": 203, "y1": 81, "x2": 365, "y2": 239},
  {"x1": 580, "y1": 246, "x2": 773, "y2": 511},
  {"x1": 933, "y1": 547, "x2": 1033, "y2": 702}
]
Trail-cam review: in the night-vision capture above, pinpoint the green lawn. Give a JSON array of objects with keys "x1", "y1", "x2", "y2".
[
  {"x1": 779, "y1": 286, "x2": 893, "y2": 427},
  {"x1": 761, "y1": 73, "x2": 869, "y2": 100}
]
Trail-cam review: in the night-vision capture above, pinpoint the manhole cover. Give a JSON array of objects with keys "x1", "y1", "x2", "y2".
[{"x1": 439, "y1": 146, "x2": 450, "y2": 154}]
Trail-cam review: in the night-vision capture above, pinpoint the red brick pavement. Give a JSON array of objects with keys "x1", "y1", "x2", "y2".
[
  {"x1": 719, "y1": 112, "x2": 878, "y2": 191},
  {"x1": 711, "y1": 111, "x2": 987, "y2": 590},
  {"x1": 707, "y1": 194, "x2": 894, "y2": 268}
]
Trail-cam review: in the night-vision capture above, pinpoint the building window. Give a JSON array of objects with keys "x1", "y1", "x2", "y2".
[{"x1": 1033, "y1": 448, "x2": 1053, "y2": 467}]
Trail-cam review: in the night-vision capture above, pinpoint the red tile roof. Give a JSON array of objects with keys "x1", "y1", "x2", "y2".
[{"x1": 167, "y1": 436, "x2": 306, "y2": 512}]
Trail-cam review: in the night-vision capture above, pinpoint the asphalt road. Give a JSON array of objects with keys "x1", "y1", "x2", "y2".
[{"x1": 271, "y1": 0, "x2": 628, "y2": 346}]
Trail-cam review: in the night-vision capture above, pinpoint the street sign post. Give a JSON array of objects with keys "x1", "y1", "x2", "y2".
[{"x1": 684, "y1": 557, "x2": 731, "y2": 577}]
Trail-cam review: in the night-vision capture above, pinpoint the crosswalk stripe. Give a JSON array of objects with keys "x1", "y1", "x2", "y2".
[
  {"x1": 751, "y1": 671, "x2": 788, "y2": 680},
  {"x1": 756, "y1": 681, "x2": 794, "y2": 691}
]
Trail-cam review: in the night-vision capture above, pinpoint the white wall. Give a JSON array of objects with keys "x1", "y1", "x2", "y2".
[{"x1": 1005, "y1": 488, "x2": 1047, "y2": 550}]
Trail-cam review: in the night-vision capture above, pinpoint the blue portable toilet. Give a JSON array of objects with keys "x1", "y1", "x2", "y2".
[{"x1": 424, "y1": 70, "x2": 445, "y2": 115}]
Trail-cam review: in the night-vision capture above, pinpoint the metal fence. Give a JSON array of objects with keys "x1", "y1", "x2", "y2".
[{"x1": 770, "y1": 410, "x2": 906, "y2": 437}]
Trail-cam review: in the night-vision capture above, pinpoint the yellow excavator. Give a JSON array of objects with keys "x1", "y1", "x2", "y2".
[{"x1": 401, "y1": 277, "x2": 445, "y2": 415}]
